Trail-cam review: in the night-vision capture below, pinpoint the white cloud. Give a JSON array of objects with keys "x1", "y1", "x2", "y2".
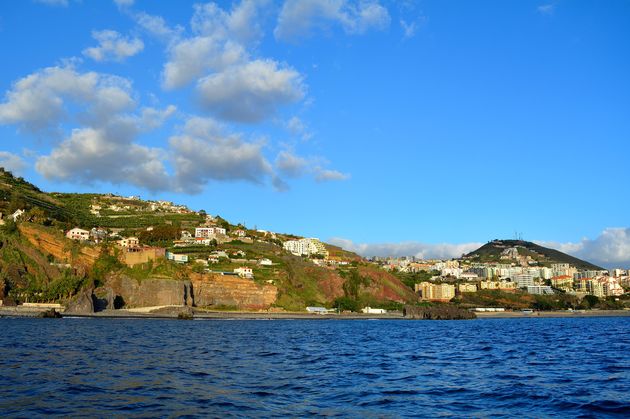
[
  {"x1": 286, "y1": 116, "x2": 313, "y2": 140},
  {"x1": 537, "y1": 4, "x2": 555, "y2": 15},
  {"x1": 162, "y1": 37, "x2": 246, "y2": 89},
  {"x1": 158, "y1": 1, "x2": 269, "y2": 90},
  {"x1": 275, "y1": 150, "x2": 308, "y2": 178},
  {"x1": 275, "y1": 0, "x2": 390, "y2": 41},
  {"x1": 539, "y1": 228, "x2": 630, "y2": 268},
  {"x1": 0, "y1": 66, "x2": 133, "y2": 134},
  {"x1": 0, "y1": 152, "x2": 27, "y2": 175},
  {"x1": 36, "y1": 127, "x2": 171, "y2": 191},
  {"x1": 169, "y1": 117, "x2": 273, "y2": 193},
  {"x1": 314, "y1": 168, "x2": 349, "y2": 182},
  {"x1": 196, "y1": 59, "x2": 305, "y2": 122},
  {"x1": 83, "y1": 30, "x2": 144, "y2": 62},
  {"x1": 34, "y1": 0, "x2": 68, "y2": 7},
  {"x1": 329, "y1": 238, "x2": 483, "y2": 259},
  {"x1": 135, "y1": 12, "x2": 184, "y2": 43}
]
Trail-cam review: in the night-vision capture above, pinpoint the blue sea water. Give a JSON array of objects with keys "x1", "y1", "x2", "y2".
[{"x1": 0, "y1": 317, "x2": 629, "y2": 418}]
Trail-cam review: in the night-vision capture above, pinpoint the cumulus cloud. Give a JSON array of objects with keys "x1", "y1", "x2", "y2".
[
  {"x1": 163, "y1": 37, "x2": 246, "y2": 89},
  {"x1": 274, "y1": 150, "x2": 348, "y2": 183},
  {"x1": 0, "y1": 66, "x2": 133, "y2": 134},
  {"x1": 275, "y1": 0, "x2": 390, "y2": 41},
  {"x1": 0, "y1": 65, "x2": 180, "y2": 191},
  {"x1": 0, "y1": 152, "x2": 27, "y2": 175},
  {"x1": 169, "y1": 117, "x2": 273, "y2": 193},
  {"x1": 36, "y1": 127, "x2": 171, "y2": 191},
  {"x1": 329, "y1": 238, "x2": 483, "y2": 260},
  {"x1": 135, "y1": 12, "x2": 184, "y2": 43},
  {"x1": 83, "y1": 30, "x2": 144, "y2": 62},
  {"x1": 196, "y1": 59, "x2": 305, "y2": 122},
  {"x1": 156, "y1": 1, "x2": 268, "y2": 90},
  {"x1": 275, "y1": 150, "x2": 308, "y2": 178},
  {"x1": 539, "y1": 228, "x2": 630, "y2": 268}
]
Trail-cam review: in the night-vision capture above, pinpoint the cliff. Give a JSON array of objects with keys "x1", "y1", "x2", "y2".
[
  {"x1": 18, "y1": 224, "x2": 100, "y2": 269},
  {"x1": 105, "y1": 276, "x2": 194, "y2": 308},
  {"x1": 191, "y1": 273, "x2": 277, "y2": 310}
]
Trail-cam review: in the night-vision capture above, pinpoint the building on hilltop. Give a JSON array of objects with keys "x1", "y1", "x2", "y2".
[{"x1": 283, "y1": 238, "x2": 329, "y2": 258}]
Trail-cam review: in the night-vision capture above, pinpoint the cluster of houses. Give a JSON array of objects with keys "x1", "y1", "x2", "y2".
[
  {"x1": 283, "y1": 238, "x2": 329, "y2": 258},
  {"x1": 90, "y1": 196, "x2": 192, "y2": 217},
  {"x1": 386, "y1": 255, "x2": 630, "y2": 301}
]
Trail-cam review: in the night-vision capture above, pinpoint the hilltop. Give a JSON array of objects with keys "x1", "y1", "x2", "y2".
[
  {"x1": 0, "y1": 169, "x2": 417, "y2": 313},
  {"x1": 463, "y1": 239, "x2": 603, "y2": 271}
]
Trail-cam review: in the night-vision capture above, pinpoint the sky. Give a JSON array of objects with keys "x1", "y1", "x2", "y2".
[{"x1": 0, "y1": 0, "x2": 629, "y2": 268}]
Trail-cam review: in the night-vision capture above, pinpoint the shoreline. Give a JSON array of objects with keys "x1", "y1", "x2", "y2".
[{"x1": 1, "y1": 307, "x2": 630, "y2": 320}]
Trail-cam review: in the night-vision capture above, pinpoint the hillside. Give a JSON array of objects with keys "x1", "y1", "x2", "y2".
[
  {"x1": 0, "y1": 169, "x2": 417, "y2": 312},
  {"x1": 463, "y1": 239, "x2": 603, "y2": 271}
]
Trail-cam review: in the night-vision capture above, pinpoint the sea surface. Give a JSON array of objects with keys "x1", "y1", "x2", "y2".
[{"x1": 0, "y1": 317, "x2": 629, "y2": 418}]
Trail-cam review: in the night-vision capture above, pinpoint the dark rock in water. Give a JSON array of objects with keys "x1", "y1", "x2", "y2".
[
  {"x1": 177, "y1": 311, "x2": 193, "y2": 320},
  {"x1": 66, "y1": 289, "x2": 94, "y2": 314},
  {"x1": 403, "y1": 305, "x2": 476, "y2": 320},
  {"x1": 39, "y1": 309, "x2": 62, "y2": 318}
]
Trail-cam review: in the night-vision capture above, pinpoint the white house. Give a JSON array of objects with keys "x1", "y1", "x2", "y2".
[
  {"x1": 283, "y1": 238, "x2": 329, "y2": 258},
  {"x1": 66, "y1": 228, "x2": 90, "y2": 241},
  {"x1": 166, "y1": 252, "x2": 188, "y2": 263},
  {"x1": 195, "y1": 226, "x2": 227, "y2": 238},
  {"x1": 234, "y1": 266, "x2": 254, "y2": 278},
  {"x1": 361, "y1": 307, "x2": 387, "y2": 314},
  {"x1": 258, "y1": 258, "x2": 273, "y2": 266},
  {"x1": 118, "y1": 237, "x2": 140, "y2": 248},
  {"x1": 10, "y1": 209, "x2": 25, "y2": 221},
  {"x1": 232, "y1": 229, "x2": 247, "y2": 237}
]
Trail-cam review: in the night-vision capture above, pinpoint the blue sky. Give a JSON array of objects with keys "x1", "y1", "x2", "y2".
[{"x1": 0, "y1": 0, "x2": 629, "y2": 267}]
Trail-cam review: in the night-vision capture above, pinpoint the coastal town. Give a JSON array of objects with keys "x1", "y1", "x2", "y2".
[
  {"x1": 0, "y1": 183, "x2": 628, "y2": 317},
  {"x1": 43, "y1": 194, "x2": 630, "y2": 311}
]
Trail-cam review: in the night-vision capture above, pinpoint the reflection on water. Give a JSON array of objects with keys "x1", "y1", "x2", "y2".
[{"x1": 0, "y1": 317, "x2": 629, "y2": 417}]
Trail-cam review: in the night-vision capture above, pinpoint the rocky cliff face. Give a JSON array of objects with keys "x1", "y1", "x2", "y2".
[
  {"x1": 18, "y1": 224, "x2": 100, "y2": 269},
  {"x1": 106, "y1": 275, "x2": 194, "y2": 308},
  {"x1": 191, "y1": 273, "x2": 277, "y2": 310}
]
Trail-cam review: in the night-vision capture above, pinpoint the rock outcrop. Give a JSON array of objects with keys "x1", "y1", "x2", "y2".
[
  {"x1": 106, "y1": 275, "x2": 193, "y2": 308},
  {"x1": 66, "y1": 289, "x2": 95, "y2": 314},
  {"x1": 403, "y1": 305, "x2": 476, "y2": 320},
  {"x1": 191, "y1": 273, "x2": 277, "y2": 310}
]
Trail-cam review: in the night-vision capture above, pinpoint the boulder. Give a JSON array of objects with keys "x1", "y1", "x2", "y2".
[{"x1": 66, "y1": 289, "x2": 94, "y2": 314}]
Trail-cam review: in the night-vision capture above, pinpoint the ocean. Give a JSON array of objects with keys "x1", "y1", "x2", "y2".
[{"x1": 0, "y1": 317, "x2": 628, "y2": 418}]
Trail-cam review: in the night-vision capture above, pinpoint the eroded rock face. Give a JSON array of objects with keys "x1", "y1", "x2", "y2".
[
  {"x1": 66, "y1": 289, "x2": 94, "y2": 314},
  {"x1": 191, "y1": 273, "x2": 277, "y2": 310},
  {"x1": 403, "y1": 305, "x2": 476, "y2": 320},
  {"x1": 106, "y1": 275, "x2": 193, "y2": 308}
]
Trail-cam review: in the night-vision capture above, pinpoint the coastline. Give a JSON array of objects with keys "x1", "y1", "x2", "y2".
[{"x1": 2, "y1": 306, "x2": 630, "y2": 320}]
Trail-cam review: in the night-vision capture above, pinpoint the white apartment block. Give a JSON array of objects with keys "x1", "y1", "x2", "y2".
[
  {"x1": 283, "y1": 238, "x2": 329, "y2": 258},
  {"x1": 195, "y1": 227, "x2": 227, "y2": 238}
]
